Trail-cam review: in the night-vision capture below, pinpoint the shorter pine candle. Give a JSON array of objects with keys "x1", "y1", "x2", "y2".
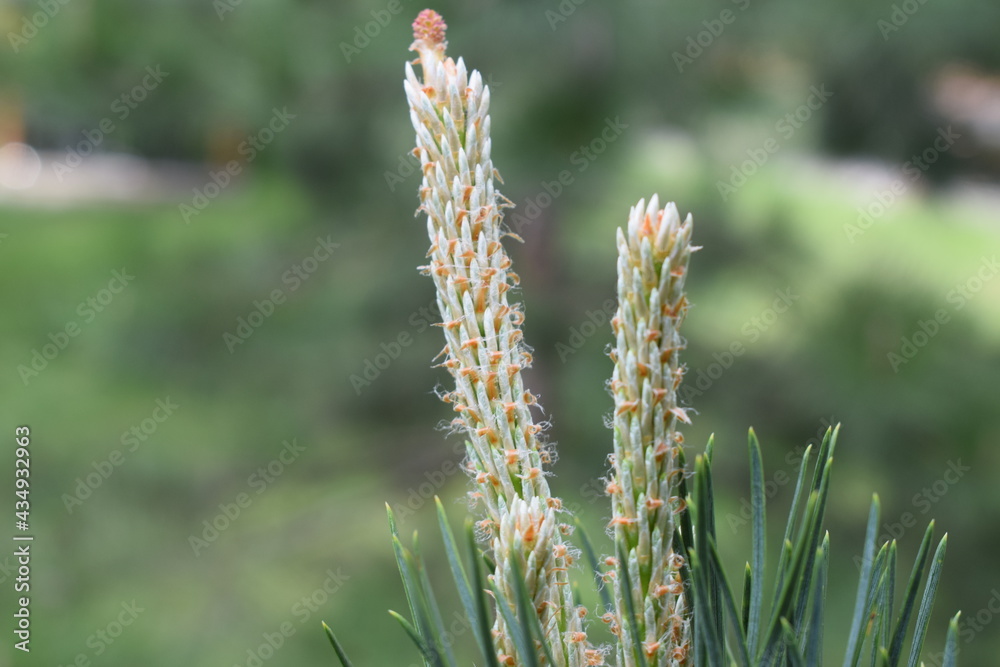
[{"x1": 605, "y1": 196, "x2": 694, "y2": 666}]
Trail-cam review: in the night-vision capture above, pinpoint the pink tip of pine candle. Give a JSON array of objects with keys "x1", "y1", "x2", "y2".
[{"x1": 413, "y1": 9, "x2": 447, "y2": 45}]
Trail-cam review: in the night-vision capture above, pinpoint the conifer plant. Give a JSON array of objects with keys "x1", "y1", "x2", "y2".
[{"x1": 323, "y1": 10, "x2": 961, "y2": 667}]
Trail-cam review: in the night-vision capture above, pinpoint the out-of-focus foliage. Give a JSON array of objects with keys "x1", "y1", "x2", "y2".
[
  {"x1": 1, "y1": 0, "x2": 998, "y2": 666},
  {"x1": 4, "y1": 0, "x2": 1000, "y2": 181}
]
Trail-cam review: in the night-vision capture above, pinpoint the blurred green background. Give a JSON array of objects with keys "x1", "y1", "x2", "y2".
[{"x1": 1, "y1": 0, "x2": 999, "y2": 665}]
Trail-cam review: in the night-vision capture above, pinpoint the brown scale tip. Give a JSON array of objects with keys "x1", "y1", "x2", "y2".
[{"x1": 413, "y1": 9, "x2": 447, "y2": 45}]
